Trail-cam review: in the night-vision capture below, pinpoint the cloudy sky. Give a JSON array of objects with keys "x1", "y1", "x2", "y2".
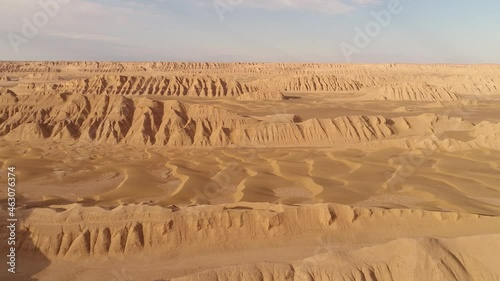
[{"x1": 1, "y1": 0, "x2": 499, "y2": 63}]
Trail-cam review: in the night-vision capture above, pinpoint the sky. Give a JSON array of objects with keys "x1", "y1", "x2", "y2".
[{"x1": 1, "y1": 0, "x2": 499, "y2": 63}]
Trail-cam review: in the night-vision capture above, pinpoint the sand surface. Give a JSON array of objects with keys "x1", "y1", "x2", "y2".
[{"x1": 0, "y1": 62, "x2": 499, "y2": 280}]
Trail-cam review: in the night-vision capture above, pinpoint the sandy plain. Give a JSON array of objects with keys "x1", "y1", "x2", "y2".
[{"x1": 0, "y1": 62, "x2": 500, "y2": 280}]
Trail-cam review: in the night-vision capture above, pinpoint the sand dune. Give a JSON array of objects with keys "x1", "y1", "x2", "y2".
[{"x1": 0, "y1": 62, "x2": 500, "y2": 281}]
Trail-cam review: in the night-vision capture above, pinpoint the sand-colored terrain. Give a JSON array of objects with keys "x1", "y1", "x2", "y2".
[{"x1": 1, "y1": 62, "x2": 500, "y2": 280}]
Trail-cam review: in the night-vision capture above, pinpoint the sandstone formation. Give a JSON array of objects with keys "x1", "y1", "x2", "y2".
[
  {"x1": 1, "y1": 203, "x2": 499, "y2": 280},
  {"x1": 360, "y1": 82, "x2": 461, "y2": 101},
  {"x1": 1, "y1": 90, "x2": 496, "y2": 150},
  {"x1": 16, "y1": 75, "x2": 257, "y2": 97}
]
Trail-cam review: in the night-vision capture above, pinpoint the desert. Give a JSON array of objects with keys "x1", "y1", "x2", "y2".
[{"x1": 0, "y1": 61, "x2": 499, "y2": 280}]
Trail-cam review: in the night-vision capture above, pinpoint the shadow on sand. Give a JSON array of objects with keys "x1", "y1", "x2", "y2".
[{"x1": 0, "y1": 208, "x2": 51, "y2": 281}]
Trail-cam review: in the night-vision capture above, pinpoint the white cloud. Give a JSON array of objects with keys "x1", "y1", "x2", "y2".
[
  {"x1": 45, "y1": 32, "x2": 122, "y2": 42},
  {"x1": 202, "y1": 0, "x2": 382, "y2": 14},
  {"x1": 0, "y1": 0, "x2": 154, "y2": 33}
]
